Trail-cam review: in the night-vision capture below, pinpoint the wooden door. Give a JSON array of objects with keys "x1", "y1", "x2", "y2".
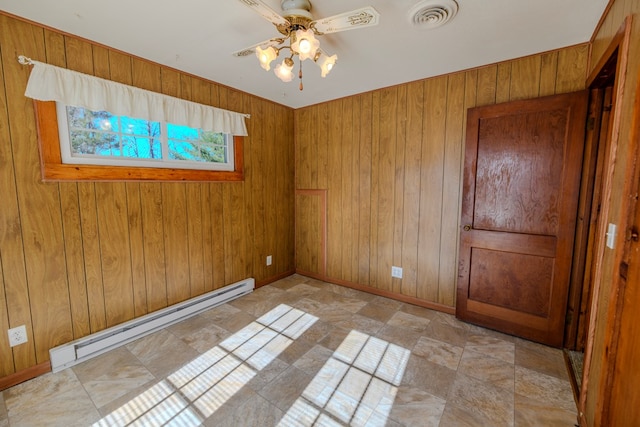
[{"x1": 456, "y1": 91, "x2": 588, "y2": 347}]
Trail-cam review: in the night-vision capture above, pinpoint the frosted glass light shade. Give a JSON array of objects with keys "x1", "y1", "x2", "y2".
[
  {"x1": 315, "y1": 52, "x2": 337, "y2": 77},
  {"x1": 291, "y1": 29, "x2": 320, "y2": 61},
  {"x1": 275, "y1": 58, "x2": 294, "y2": 82},
  {"x1": 256, "y1": 46, "x2": 278, "y2": 71}
]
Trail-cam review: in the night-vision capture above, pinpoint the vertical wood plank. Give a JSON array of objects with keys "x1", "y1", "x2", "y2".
[
  {"x1": 369, "y1": 92, "x2": 381, "y2": 289},
  {"x1": 201, "y1": 182, "x2": 214, "y2": 292},
  {"x1": 539, "y1": 52, "x2": 559, "y2": 97},
  {"x1": 264, "y1": 101, "x2": 278, "y2": 278},
  {"x1": 401, "y1": 81, "x2": 424, "y2": 298},
  {"x1": 496, "y1": 62, "x2": 512, "y2": 103},
  {"x1": 556, "y1": 44, "x2": 589, "y2": 93},
  {"x1": 296, "y1": 108, "x2": 312, "y2": 189},
  {"x1": 77, "y1": 182, "x2": 106, "y2": 333},
  {"x1": 139, "y1": 183, "x2": 167, "y2": 311},
  {"x1": 250, "y1": 96, "x2": 266, "y2": 281},
  {"x1": 416, "y1": 76, "x2": 447, "y2": 301},
  {"x1": 376, "y1": 87, "x2": 397, "y2": 292},
  {"x1": 476, "y1": 65, "x2": 497, "y2": 106},
  {"x1": 341, "y1": 97, "x2": 354, "y2": 282},
  {"x1": 273, "y1": 103, "x2": 286, "y2": 273},
  {"x1": 0, "y1": 258, "x2": 12, "y2": 375},
  {"x1": 125, "y1": 184, "x2": 147, "y2": 317},
  {"x1": 327, "y1": 99, "x2": 343, "y2": 278},
  {"x1": 210, "y1": 183, "x2": 226, "y2": 289},
  {"x1": 358, "y1": 93, "x2": 373, "y2": 285},
  {"x1": 509, "y1": 55, "x2": 542, "y2": 100},
  {"x1": 439, "y1": 72, "x2": 466, "y2": 306},
  {"x1": 242, "y1": 93, "x2": 257, "y2": 277},
  {"x1": 317, "y1": 103, "x2": 329, "y2": 190},
  {"x1": 350, "y1": 95, "x2": 362, "y2": 280},
  {"x1": 96, "y1": 183, "x2": 135, "y2": 326},
  {"x1": 392, "y1": 86, "x2": 407, "y2": 294}
]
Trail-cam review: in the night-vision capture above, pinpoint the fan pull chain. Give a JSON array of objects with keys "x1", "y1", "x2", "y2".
[{"x1": 299, "y1": 60, "x2": 304, "y2": 91}]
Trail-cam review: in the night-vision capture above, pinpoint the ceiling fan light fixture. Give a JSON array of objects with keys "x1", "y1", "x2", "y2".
[
  {"x1": 291, "y1": 28, "x2": 319, "y2": 60},
  {"x1": 237, "y1": 0, "x2": 381, "y2": 90},
  {"x1": 275, "y1": 57, "x2": 295, "y2": 82},
  {"x1": 315, "y1": 52, "x2": 337, "y2": 77},
  {"x1": 256, "y1": 45, "x2": 278, "y2": 71}
]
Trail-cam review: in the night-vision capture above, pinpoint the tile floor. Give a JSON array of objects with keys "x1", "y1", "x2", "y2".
[{"x1": 0, "y1": 275, "x2": 578, "y2": 426}]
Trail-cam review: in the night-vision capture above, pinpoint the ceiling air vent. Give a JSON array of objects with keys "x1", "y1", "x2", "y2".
[{"x1": 409, "y1": 0, "x2": 459, "y2": 29}]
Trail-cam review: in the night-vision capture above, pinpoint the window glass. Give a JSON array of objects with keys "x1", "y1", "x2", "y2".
[{"x1": 58, "y1": 104, "x2": 233, "y2": 171}]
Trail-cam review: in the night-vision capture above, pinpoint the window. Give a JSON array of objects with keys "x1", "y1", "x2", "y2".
[
  {"x1": 57, "y1": 104, "x2": 234, "y2": 171},
  {"x1": 34, "y1": 101, "x2": 244, "y2": 182},
  {"x1": 22, "y1": 58, "x2": 248, "y2": 182}
]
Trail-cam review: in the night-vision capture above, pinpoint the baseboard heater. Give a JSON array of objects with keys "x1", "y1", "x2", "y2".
[{"x1": 49, "y1": 278, "x2": 255, "y2": 373}]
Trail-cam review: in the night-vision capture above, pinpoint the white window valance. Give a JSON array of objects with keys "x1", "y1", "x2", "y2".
[{"x1": 22, "y1": 58, "x2": 249, "y2": 136}]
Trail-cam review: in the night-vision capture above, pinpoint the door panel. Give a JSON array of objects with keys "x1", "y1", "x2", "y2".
[{"x1": 457, "y1": 91, "x2": 588, "y2": 347}]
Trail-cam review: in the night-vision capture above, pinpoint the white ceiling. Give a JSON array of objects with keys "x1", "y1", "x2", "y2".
[{"x1": 1, "y1": 0, "x2": 608, "y2": 109}]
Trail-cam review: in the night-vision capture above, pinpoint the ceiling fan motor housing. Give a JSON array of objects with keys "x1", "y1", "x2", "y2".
[{"x1": 281, "y1": 0, "x2": 313, "y2": 19}]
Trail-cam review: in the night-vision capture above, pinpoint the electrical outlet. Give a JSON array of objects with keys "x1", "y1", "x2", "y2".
[
  {"x1": 391, "y1": 266, "x2": 403, "y2": 278},
  {"x1": 266, "y1": 255, "x2": 272, "y2": 266},
  {"x1": 8, "y1": 325, "x2": 28, "y2": 347}
]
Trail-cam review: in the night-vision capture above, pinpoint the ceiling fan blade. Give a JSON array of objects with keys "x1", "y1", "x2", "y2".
[
  {"x1": 236, "y1": 0, "x2": 290, "y2": 27},
  {"x1": 311, "y1": 6, "x2": 380, "y2": 34},
  {"x1": 232, "y1": 38, "x2": 280, "y2": 57}
]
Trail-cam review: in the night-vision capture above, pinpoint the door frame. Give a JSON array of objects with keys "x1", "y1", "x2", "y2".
[{"x1": 577, "y1": 15, "x2": 633, "y2": 425}]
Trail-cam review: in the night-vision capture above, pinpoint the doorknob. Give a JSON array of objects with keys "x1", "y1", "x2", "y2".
[{"x1": 463, "y1": 225, "x2": 472, "y2": 231}]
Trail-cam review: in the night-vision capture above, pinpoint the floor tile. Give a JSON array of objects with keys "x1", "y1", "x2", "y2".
[
  {"x1": 413, "y1": 336, "x2": 464, "y2": 371},
  {"x1": 458, "y1": 348, "x2": 515, "y2": 390},
  {"x1": 72, "y1": 346, "x2": 156, "y2": 408},
  {"x1": 0, "y1": 392, "x2": 7, "y2": 427},
  {"x1": 387, "y1": 311, "x2": 431, "y2": 332},
  {"x1": 4, "y1": 369, "x2": 100, "y2": 426},
  {"x1": 375, "y1": 324, "x2": 423, "y2": 350},
  {"x1": 423, "y1": 319, "x2": 468, "y2": 348},
  {"x1": 401, "y1": 354, "x2": 456, "y2": 400},
  {"x1": 515, "y1": 365, "x2": 576, "y2": 413},
  {"x1": 389, "y1": 386, "x2": 446, "y2": 427},
  {"x1": 335, "y1": 313, "x2": 385, "y2": 336},
  {"x1": 514, "y1": 393, "x2": 578, "y2": 426},
  {"x1": 465, "y1": 334, "x2": 516, "y2": 364},
  {"x1": 515, "y1": 339, "x2": 568, "y2": 380},
  {"x1": 357, "y1": 301, "x2": 398, "y2": 323},
  {"x1": 447, "y1": 373, "x2": 515, "y2": 427},
  {"x1": 294, "y1": 344, "x2": 333, "y2": 375},
  {"x1": 126, "y1": 328, "x2": 200, "y2": 378},
  {"x1": 258, "y1": 366, "x2": 312, "y2": 412},
  {"x1": 439, "y1": 401, "x2": 498, "y2": 426}
]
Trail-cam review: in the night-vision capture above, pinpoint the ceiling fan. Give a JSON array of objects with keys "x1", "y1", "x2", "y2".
[{"x1": 233, "y1": 0, "x2": 380, "y2": 90}]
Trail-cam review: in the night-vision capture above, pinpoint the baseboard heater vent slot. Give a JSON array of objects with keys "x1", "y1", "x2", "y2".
[{"x1": 49, "y1": 278, "x2": 254, "y2": 372}]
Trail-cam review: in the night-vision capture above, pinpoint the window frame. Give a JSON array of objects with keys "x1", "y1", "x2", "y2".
[{"x1": 34, "y1": 100, "x2": 244, "y2": 182}]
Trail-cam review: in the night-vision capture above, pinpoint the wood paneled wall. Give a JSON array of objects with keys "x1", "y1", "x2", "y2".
[
  {"x1": 582, "y1": 0, "x2": 640, "y2": 424},
  {"x1": 294, "y1": 44, "x2": 589, "y2": 310},
  {"x1": 0, "y1": 13, "x2": 294, "y2": 378}
]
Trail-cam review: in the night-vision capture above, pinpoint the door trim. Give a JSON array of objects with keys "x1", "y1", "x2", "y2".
[{"x1": 578, "y1": 14, "x2": 633, "y2": 425}]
